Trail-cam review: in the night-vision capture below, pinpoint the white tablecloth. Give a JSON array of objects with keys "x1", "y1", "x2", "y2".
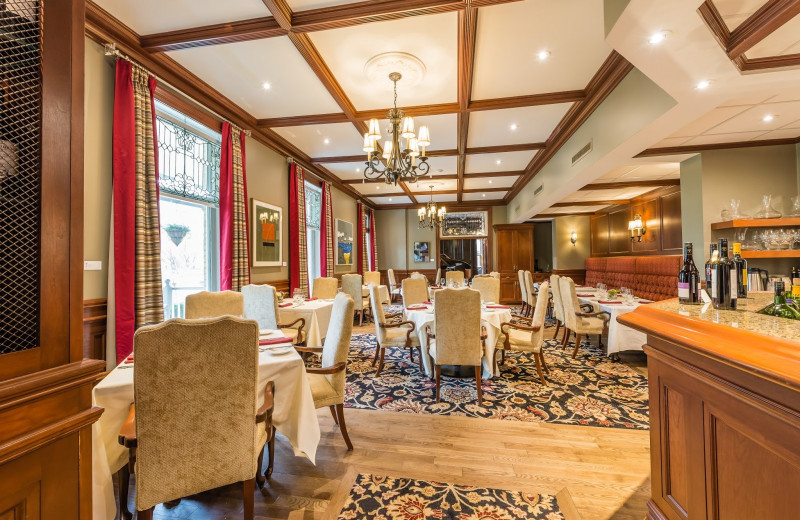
[
  {"x1": 362, "y1": 284, "x2": 390, "y2": 304},
  {"x1": 575, "y1": 288, "x2": 649, "y2": 355},
  {"x1": 279, "y1": 299, "x2": 334, "y2": 347},
  {"x1": 404, "y1": 303, "x2": 512, "y2": 379},
  {"x1": 91, "y1": 336, "x2": 320, "y2": 520}
]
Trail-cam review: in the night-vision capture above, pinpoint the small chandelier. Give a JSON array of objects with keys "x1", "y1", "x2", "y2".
[
  {"x1": 362, "y1": 72, "x2": 431, "y2": 185},
  {"x1": 628, "y1": 214, "x2": 646, "y2": 242},
  {"x1": 418, "y1": 185, "x2": 445, "y2": 229}
]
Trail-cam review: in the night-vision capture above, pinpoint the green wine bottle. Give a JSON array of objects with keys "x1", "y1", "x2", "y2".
[{"x1": 766, "y1": 282, "x2": 800, "y2": 320}]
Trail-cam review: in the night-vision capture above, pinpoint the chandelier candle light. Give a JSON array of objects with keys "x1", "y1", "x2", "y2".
[
  {"x1": 418, "y1": 185, "x2": 446, "y2": 229},
  {"x1": 363, "y1": 72, "x2": 431, "y2": 185}
]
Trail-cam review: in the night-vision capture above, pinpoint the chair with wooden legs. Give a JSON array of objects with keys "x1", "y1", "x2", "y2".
[
  {"x1": 296, "y1": 293, "x2": 355, "y2": 450},
  {"x1": 518, "y1": 270, "x2": 529, "y2": 316},
  {"x1": 497, "y1": 281, "x2": 550, "y2": 385},
  {"x1": 401, "y1": 277, "x2": 428, "y2": 307},
  {"x1": 119, "y1": 316, "x2": 274, "y2": 520},
  {"x1": 342, "y1": 273, "x2": 369, "y2": 325},
  {"x1": 426, "y1": 288, "x2": 485, "y2": 403},
  {"x1": 369, "y1": 284, "x2": 420, "y2": 376},
  {"x1": 241, "y1": 284, "x2": 306, "y2": 345},
  {"x1": 387, "y1": 269, "x2": 402, "y2": 302},
  {"x1": 549, "y1": 274, "x2": 565, "y2": 341},
  {"x1": 311, "y1": 277, "x2": 338, "y2": 299},
  {"x1": 559, "y1": 277, "x2": 610, "y2": 358},
  {"x1": 185, "y1": 290, "x2": 244, "y2": 319}
]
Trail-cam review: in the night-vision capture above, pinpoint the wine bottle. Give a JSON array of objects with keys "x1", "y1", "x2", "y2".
[
  {"x1": 678, "y1": 242, "x2": 701, "y2": 304},
  {"x1": 764, "y1": 281, "x2": 800, "y2": 320},
  {"x1": 705, "y1": 244, "x2": 718, "y2": 300},
  {"x1": 732, "y1": 242, "x2": 747, "y2": 299},
  {"x1": 713, "y1": 238, "x2": 737, "y2": 310}
]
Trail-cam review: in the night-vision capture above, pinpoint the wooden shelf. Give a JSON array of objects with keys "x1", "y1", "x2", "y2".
[
  {"x1": 711, "y1": 217, "x2": 800, "y2": 230},
  {"x1": 740, "y1": 250, "x2": 800, "y2": 259}
]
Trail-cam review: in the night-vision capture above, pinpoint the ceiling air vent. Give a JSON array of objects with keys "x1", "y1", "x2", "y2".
[
  {"x1": 534, "y1": 184, "x2": 544, "y2": 196},
  {"x1": 572, "y1": 140, "x2": 593, "y2": 165}
]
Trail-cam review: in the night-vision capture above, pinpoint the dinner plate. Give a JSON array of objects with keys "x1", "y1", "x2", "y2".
[
  {"x1": 259, "y1": 329, "x2": 282, "y2": 337},
  {"x1": 263, "y1": 346, "x2": 295, "y2": 355}
]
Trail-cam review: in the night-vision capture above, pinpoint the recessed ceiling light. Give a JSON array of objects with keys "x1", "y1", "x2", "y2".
[
  {"x1": 323, "y1": 138, "x2": 330, "y2": 144},
  {"x1": 262, "y1": 81, "x2": 271, "y2": 90},
  {"x1": 488, "y1": 180, "x2": 493, "y2": 184},
  {"x1": 695, "y1": 80, "x2": 710, "y2": 90},
  {"x1": 356, "y1": 167, "x2": 360, "y2": 172},
  {"x1": 648, "y1": 31, "x2": 669, "y2": 45},
  {"x1": 763, "y1": 114, "x2": 775, "y2": 122},
  {"x1": 496, "y1": 160, "x2": 502, "y2": 165},
  {"x1": 510, "y1": 123, "x2": 518, "y2": 130},
  {"x1": 376, "y1": 186, "x2": 380, "y2": 190},
  {"x1": 388, "y1": 198, "x2": 393, "y2": 201},
  {"x1": 537, "y1": 50, "x2": 550, "y2": 61},
  {"x1": 482, "y1": 193, "x2": 486, "y2": 197}
]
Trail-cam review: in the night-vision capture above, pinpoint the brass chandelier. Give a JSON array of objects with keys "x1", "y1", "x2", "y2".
[
  {"x1": 362, "y1": 72, "x2": 431, "y2": 185},
  {"x1": 418, "y1": 185, "x2": 445, "y2": 230}
]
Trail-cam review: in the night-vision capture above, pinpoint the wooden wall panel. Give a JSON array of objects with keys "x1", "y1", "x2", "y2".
[
  {"x1": 631, "y1": 198, "x2": 660, "y2": 253},
  {"x1": 660, "y1": 191, "x2": 683, "y2": 252},
  {"x1": 590, "y1": 214, "x2": 609, "y2": 256},
  {"x1": 608, "y1": 209, "x2": 632, "y2": 254},
  {"x1": 664, "y1": 387, "x2": 689, "y2": 516},
  {"x1": 82, "y1": 300, "x2": 107, "y2": 361}
]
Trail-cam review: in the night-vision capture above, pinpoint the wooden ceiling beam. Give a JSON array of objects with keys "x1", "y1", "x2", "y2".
[
  {"x1": 456, "y1": 6, "x2": 478, "y2": 202},
  {"x1": 261, "y1": 0, "x2": 293, "y2": 29},
  {"x1": 551, "y1": 200, "x2": 628, "y2": 207},
  {"x1": 140, "y1": 17, "x2": 287, "y2": 52},
  {"x1": 292, "y1": 0, "x2": 464, "y2": 33},
  {"x1": 637, "y1": 137, "x2": 800, "y2": 157},
  {"x1": 467, "y1": 143, "x2": 544, "y2": 154},
  {"x1": 580, "y1": 179, "x2": 680, "y2": 190},
  {"x1": 461, "y1": 187, "x2": 509, "y2": 193},
  {"x1": 726, "y1": 0, "x2": 800, "y2": 59},
  {"x1": 372, "y1": 200, "x2": 506, "y2": 210},
  {"x1": 355, "y1": 103, "x2": 461, "y2": 120},
  {"x1": 467, "y1": 90, "x2": 585, "y2": 111},
  {"x1": 534, "y1": 212, "x2": 594, "y2": 218},
  {"x1": 464, "y1": 170, "x2": 522, "y2": 177},
  {"x1": 344, "y1": 174, "x2": 460, "y2": 184},
  {"x1": 257, "y1": 113, "x2": 350, "y2": 127}
]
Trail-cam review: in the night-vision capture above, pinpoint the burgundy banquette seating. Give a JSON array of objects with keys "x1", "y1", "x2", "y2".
[{"x1": 585, "y1": 255, "x2": 682, "y2": 301}]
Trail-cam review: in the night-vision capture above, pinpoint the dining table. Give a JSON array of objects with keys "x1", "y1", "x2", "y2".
[
  {"x1": 362, "y1": 284, "x2": 390, "y2": 304},
  {"x1": 279, "y1": 298, "x2": 334, "y2": 347},
  {"x1": 404, "y1": 300, "x2": 512, "y2": 379},
  {"x1": 574, "y1": 287, "x2": 651, "y2": 357},
  {"x1": 91, "y1": 330, "x2": 320, "y2": 520}
]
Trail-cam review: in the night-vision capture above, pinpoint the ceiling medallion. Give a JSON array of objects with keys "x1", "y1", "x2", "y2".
[{"x1": 364, "y1": 52, "x2": 426, "y2": 89}]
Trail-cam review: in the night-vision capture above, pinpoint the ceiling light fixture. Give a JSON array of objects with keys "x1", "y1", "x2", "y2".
[
  {"x1": 763, "y1": 114, "x2": 774, "y2": 122},
  {"x1": 488, "y1": 180, "x2": 493, "y2": 184},
  {"x1": 362, "y1": 72, "x2": 431, "y2": 185},
  {"x1": 510, "y1": 123, "x2": 518, "y2": 130},
  {"x1": 418, "y1": 185, "x2": 445, "y2": 230},
  {"x1": 695, "y1": 80, "x2": 710, "y2": 90},
  {"x1": 262, "y1": 81, "x2": 271, "y2": 90},
  {"x1": 648, "y1": 31, "x2": 669, "y2": 45},
  {"x1": 324, "y1": 138, "x2": 330, "y2": 144},
  {"x1": 537, "y1": 50, "x2": 550, "y2": 61},
  {"x1": 496, "y1": 160, "x2": 502, "y2": 165}
]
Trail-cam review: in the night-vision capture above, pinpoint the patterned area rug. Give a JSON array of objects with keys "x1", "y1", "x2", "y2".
[
  {"x1": 330, "y1": 332, "x2": 648, "y2": 429},
  {"x1": 337, "y1": 473, "x2": 570, "y2": 520}
]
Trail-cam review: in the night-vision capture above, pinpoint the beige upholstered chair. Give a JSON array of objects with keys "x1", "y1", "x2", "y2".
[
  {"x1": 559, "y1": 277, "x2": 610, "y2": 359},
  {"x1": 387, "y1": 269, "x2": 401, "y2": 302},
  {"x1": 342, "y1": 273, "x2": 369, "y2": 325},
  {"x1": 525, "y1": 271, "x2": 536, "y2": 313},
  {"x1": 471, "y1": 276, "x2": 500, "y2": 304},
  {"x1": 549, "y1": 274, "x2": 565, "y2": 341},
  {"x1": 296, "y1": 293, "x2": 355, "y2": 450},
  {"x1": 445, "y1": 270, "x2": 465, "y2": 287},
  {"x1": 518, "y1": 270, "x2": 529, "y2": 316},
  {"x1": 410, "y1": 272, "x2": 428, "y2": 285},
  {"x1": 122, "y1": 317, "x2": 274, "y2": 520},
  {"x1": 369, "y1": 284, "x2": 420, "y2": 375},
  {"x1": 241, "y1": 284, "x2": 306, "y2": 345},
  {"x1": 364, "y1": 271, "x2": 380, "y2": 286},
  {"x1": 401, "y1": 277, "x2": 428, "y2": 307},
  {"x1": 185, "y1": 290, "x2": 244, "y2": 319},
  {"x1": 435, "y1": 268, "x2": 442, "y2": 285},
  {"x1": 489, "y1": 271, "x2": 500, "y2": 279},
  {"x1": 427, "y1": 288, "x2": 485, "y2": 403},
  {"x1": 498, "y1": 281, "x2": 550, "y2": 385},
  {"x1": 311, "y1": 277, "x2": 338, "y2": 300}
]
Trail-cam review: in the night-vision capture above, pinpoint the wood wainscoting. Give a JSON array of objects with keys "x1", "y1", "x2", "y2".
[
  {"x1": 83, "y1": 299, "x2": 107, "y2": 361},
  {"x1": 552, "y1": 269, "x2": 586, "y2": 286}
]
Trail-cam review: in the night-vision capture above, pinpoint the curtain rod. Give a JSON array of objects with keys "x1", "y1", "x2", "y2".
[{"x1": 103, "y1": 43, "x2": 251, "y2": 137}]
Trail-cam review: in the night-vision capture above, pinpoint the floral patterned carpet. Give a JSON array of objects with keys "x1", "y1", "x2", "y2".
[
  {"x1": 337, "y1": 473, "x2": 568, "y2": 520},
  {"x1": 333, "y1": 331, "x2": 649, "y2": 430}
]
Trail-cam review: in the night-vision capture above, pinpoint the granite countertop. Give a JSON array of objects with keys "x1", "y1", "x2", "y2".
[{"x1": 650, "y1": 292, "x2": 800, "y2": 342}]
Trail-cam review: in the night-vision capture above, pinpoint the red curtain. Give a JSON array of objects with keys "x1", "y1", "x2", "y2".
[
  {"x1": 289, "y1": 163, "x2": 308, "y2": 294},
  {"x1": 219, "y1": 123, "x2": 250, "y2": 291},
  {"x1": 369, "y1": 208, "x2": 377, "y2": 271},
  {"x1": 320, "y1": 182, "x2": 334, "y2": 277},
  {"x1": 357, "y1": 203, "x2": 365, "y2": 275}
]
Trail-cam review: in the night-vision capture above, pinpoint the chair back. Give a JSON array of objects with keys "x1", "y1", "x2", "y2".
[
  {"x1": 525, "y1": 271, "x2": 536, "y2": 308},
  {"x1": 435, "y1": 268, "x2": 441, "y2": 284},
  {"x1": 132, "y1": 316, "x2": 260, "y2": 510},
  {"x1": 489, "y1": 271, "x2": 500, "y2": 279},
  {"x1": 410, "y1": 272, "x2": 427, "y2": 284},
  {"x1": 341, "y1": 273, "x2": 364, "y2": 310},
  {"x1": 518, "y1": 270, "x2": 528, "y2": 304},
  {"x1": 471, "y1": 276, "x2": 500, "y2": 303},
  {"x1": 433, "y1": 288, "x2": 482, "y2": 366},
  {"x1": 364, "y1": 271, "x2": 381, "y2": 287},
  {"x1": 388, "y1": 269, "x2": 398, "y2": 292},
  {"x1": 401, "y1": 277, "x2": 428, "y2": 307},
  {"x1": 559, "y1": 277, "x2": 578, "y2": 330},
  {"x1": 549, "y1": 274, "x2": 563, "y2": 322},
  {"x1": 369, "y1": 284, "x2": 388, "y2": 344},
  {"x1": 241, "y1": 284, "x2": 279, "y2": 330},
  {"x1": 445, "y1": 270, "x2": 464, "y2": 287},
  {"x1": 321, "y1": 293, "x2": 355, "y2": 394},
  {"x1": 185, "y1": 290, "x2": 244, "y2": 319},
  {"x1": 312, "y1": 277, "x2": 338, "y2": 299},
  {"x1": 529, "y1": 281, "x2": 550, "y2": 349}
]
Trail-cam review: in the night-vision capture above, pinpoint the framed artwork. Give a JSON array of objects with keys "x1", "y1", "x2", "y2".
[
  {"x1": 252, "y1": 199, "x2": 282, "y2": 267},
  {"x1": 440, "y1": 211, "x2": 488, "y2": 239},
  {"x1": 413, "y1": 241, "x2": 430, "y2": 262},
  {"x1": 336, "y1": 218, "x2": 354, "y2": 265}
]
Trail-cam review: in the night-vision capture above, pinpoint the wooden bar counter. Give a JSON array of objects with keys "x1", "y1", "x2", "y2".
[{"x1": 618, "y1": 294, "x2": 800, "y2": 520}]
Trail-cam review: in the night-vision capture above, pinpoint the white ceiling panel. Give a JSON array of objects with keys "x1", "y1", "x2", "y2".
[
  {"x1": 462, "y1": 175, "x2": 519, "y2": 190},
  {"x1": 651, "y1": 136, "x2": 692, "y2": 148},
  {"x1": 94, "y1": 0, "x2": 269, "y2": 34},
  {"x1": 746, "y1": 14, "x2": 800, "y2": 58},
  {"x1": 472, "y1": 0, "x2": 611, "y2": 99},
  {"x1": 427, "y1": 194, "x2": 458, "y2": 203},
  {"x1": 466, "y1": 103, "x2": 573, "y2": 147},
  {"x1": 287, "y1": 0, "x2": 364, "y2": 11},
  {"x1": 465, "y1": 151, "x2": 537, "y2": 173},
  {"x1": 413, "y1": 178, "x2": 458, "y2": 192},
  {"x1": 712, "y1": 0, "x2": 765, "y2": 30},
  {"x1": 685, "y1": 131, "x2": 768, "y2": 145},
  {"x1": 757, "y1": 128, "x2": 800, "y2": 140},
  {"x1": 594, "y1": 162, "x2": 680, "y2": 182},
  {"x1": 352, "y1": 183, "x2": 405, "y2": 195},
  {"x1": 167, "y1": 38, "x2": 341, "y2": 119},
  {"x1": 368, "y1": 195, "x2": 412, "y2": 205},
  {"x1": 310, "y1": 13, "x2": 458, "y2": 111},
  {"x1": 462, "y1": 192, "x2": 507, "y2": 201},
  {"x1": 719, "y1": 94, "x2": 775, "y2": 106},
  {"x1": 670, "y1": 106, "x2": 750, "y2": 137},
  {"x1": 273, "y1": 123, "x2": 364, "y2": 158},
  {"x1": 706, "y1": 102, "x2": 800, "y2": 134},
  {"x1": 318, "y1": 162, "x2": 369, "y2": 180},
  {"x1": 372, "y1": 113, "x2": 458, "y2": 152},
  {"x1": 419, "y1": 155, "x2": 459, "y2": 176}
]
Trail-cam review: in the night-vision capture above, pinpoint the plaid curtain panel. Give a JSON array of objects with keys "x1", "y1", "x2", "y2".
[
  {"x1": 290, "y1": 164, "x2": 308, "y2": 295},
  {"x1": 230, "y1": 130, "x2": 250, "y2": 290},
  {"x1": 369, "y1": 208, "x2": 378, "y2": 271},
  {"x1": 322, "y1": 182, "x2": 334, "y2": 277}
]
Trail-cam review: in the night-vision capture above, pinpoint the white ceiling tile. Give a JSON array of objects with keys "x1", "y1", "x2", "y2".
[
  {"x1": 465, "y1": 151, "x2": 537, "y2": 173},
  {"x1": 705, "y1": 102, "x2": 800, "y2": 134},
  {"x1": 466, "y1": 104, "x2": 573, "y2": 147},
  {"x1": 420, "y1": 156, "x2": 459, "y2": 176},
  {"x1": 767, "y1": 92, "x2": 800, "y2": 103},
  {"x1": 462, "y1": 192, "x2": 507, "y2": 202},
  {"x1": 287, "y1": 0, "x2": 364, "y2": 11},
  {"x1": 167, "y1": 38, "x2": 341, "y2": 119},
  {"x1": 651, "y1": 136, "x2": 692, "y2": 148},
  {"x1": 372, "y1": 113, "x2": 458, "y2": 152},
  {"x1": 462, "y1": 175, "x2": 519, "y2": 190},
  {"x1": 712, "y1": 0, "x2": 766, "y2": 30},
  {"x1": 746, "y1": 14, "x2": 800, "y2": 58},
  {"x1": 427, "y1": 194, "x2": 458, "y2": 203},
  {"x1": 352, "y1": 183, "x2": 405, "y2": 195},
  {"x1": 684, "y1": 131, "x2": 769, "y2": 145},
  {"x1": 369, "y1": 195, "x2": 412, "y2": 205},
  {"x1": 309, "y1": 13, "x2": 458, "y2": 111},
  {"x1": 472, "y1": 0, "x2": 611, "y2": 99},
  {"x1": 318, "y1": 161, "x2": 369, "y2": 180},
  {"x1": 413, "y1": 178, "x2": 458, "y2": 192},
  {"x1": 755, "y1": 128, "x2": 800, "y2": 140},
  {"x1": 719, "y1": 94, "x2": 775, "y2": 106},
  {"x1": 273, "y1": 123, "x2": 364, "y2": 158},
  {"x1": 670, "y1": 105, "x2": 750, "y2": 137}
]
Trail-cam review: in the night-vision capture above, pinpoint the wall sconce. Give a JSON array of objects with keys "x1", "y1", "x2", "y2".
[
  {"x1": 570, "y1": 231, "x2": 578, "y2": 246},
  {"x1": 628, "y1": 214, "x2": 646, "y2": 242}
]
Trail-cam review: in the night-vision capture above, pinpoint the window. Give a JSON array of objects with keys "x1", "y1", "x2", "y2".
[
  {"x1": 156, "y1": 101, "x2": 221, "y2": 318},
  {"x1": 305, "y1": 182, "x2": 322, "y2": 292}
]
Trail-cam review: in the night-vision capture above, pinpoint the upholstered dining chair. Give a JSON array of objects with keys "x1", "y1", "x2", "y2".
[
  {"x1": 525, "y1": 271, "x2": 537, "y2": 314},
  {"x1": 549, "y1": 274, "x2": 565, "y2": 341},
  {"x1": 364, "y1": 271, "x2": 389, "y2": 304},
  {"x1": 435, "y1": 268, "x2": 441, "y2": 284},
  {"x1": 498, "y1": 281, "x2": 550, "y2": 385},
  {"x1": 311, "y1": 277, "x2": 338, "y2": 300},
  {"x1": 185, "y1": 290, "x2": 244, "y2": 319},
  {"x1": 471, "y1": 276, "x2": 500, "y2": 304},
  {"x1": 295, "y1": 293, "x2": 355, "y2": 450},
  {"x1": 119, "y1": 316, "x2": 275, "y2": 520},
  {"x1": 489, "y1": 271, "x2": 500, "y2": 279},
  {"x1": 241, "y1": 284, "x2": 306, "y2": 345},
  {"x1": 559, "y1": 277, "x2": 610, "y2": 359},
  {"x1": 369, "y1": 283, "x2": 420, "y2": 375},
  {"x1": 445, "y1": 270, "x2": 465, "y2": 287},
  {"x1": 387, "y1": 269, "x2": 402, "y2": 302},
  {"x1": 342, "y1": 273, "x2": 369, "y2": 325},
  {"x1": 518, "y1": 270, "x2": 529, "y2": 316},
  {"x1": 410, "y1": 272, "x2": 428, "y2": 284},
  {"x1": 401, "y1": 277, "x2": 428, "y2": 307},
  {"x1": 427, "y1": 288, "x2": 485, "y2": 403}
]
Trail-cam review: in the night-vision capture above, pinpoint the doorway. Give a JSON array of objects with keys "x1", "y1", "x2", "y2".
[{"x1": 439, "y1": 238, "x2": 488, "y2": 277}]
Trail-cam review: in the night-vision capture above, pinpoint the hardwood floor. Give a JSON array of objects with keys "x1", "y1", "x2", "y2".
[{"x1": 117, "y1": 320, "x2": 652, "y2": 520}]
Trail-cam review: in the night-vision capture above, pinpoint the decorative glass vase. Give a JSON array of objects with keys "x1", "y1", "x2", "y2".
[
  {"x1": 754, "y1": 194, "x2": 782, "y2": 219},
  {"x1": 789, "y1": 195, "x2": 800, "y2": 217},
  {"x1": 720, "y1": 198, "x2": 748, "y2": 220}
]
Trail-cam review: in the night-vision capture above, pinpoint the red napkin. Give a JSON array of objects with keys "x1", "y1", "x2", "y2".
[
  {"x1": 279, "y1": 302, "x2": 292, "y2": 308},
  {"x1": 259, "y1": 337, "x2": 293, "y2": 346},
  {"x1": 306, "y1": 297, "x2": 318, "y2": 301},
  {"x1": 577, "y1": 294, "x2": 595, "y2": 297},
  {"x1": 486, "y1": 305, "x2": 510, "y2": 309},
  {"x1": 124, "y1": 354, "x2": 134, "y2": 364},
  {"x1": 407, "y1": 305, "x2": 428, "y2": 311},
  {"x1": 430, "y1": 286, "x2": 442, "y2": 289},
  {"x1": 598, "y1": 300, "x2": 622, "y2": 304},
  {"x1": 423, "y1": 301, "x2": 432, "y2": 305}
]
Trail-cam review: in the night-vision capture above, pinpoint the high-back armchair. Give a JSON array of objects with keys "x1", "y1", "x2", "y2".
[
  {"x1": 369, "y1": 284, "x2": 420, "y2": 376},
  {"x1": 240, "y1": 284, "x2": 306, "y2": 345},
  {"x1": 445, "y1": 270, "x2": 464, "y2": 287},
  {"x1": 518, "y1": 270, "x2": 529, "y2": 315},
  {"x1": 185, "y1": 290, "x2": 244, "y2": 319},
  {"x1": 342, "y1": 273, "x2": 369, "y2": 325},
  {"x1": 364, "y1": 271, "x2": 380, "y2": 286},
  {"x1": 311, "y1": 277, "x2": 338, "y2": 299},
  {"x1": 401, "y1": 277, "x2": 428, "y2": 307},
  {"x1": 525, "y1": 271, "x2": 536, "y2": 312},
  {"x1": 499, "y1": 281, "x2": 550, "y2": 385},
  {"x1": 549, "y1": 274, "x2": 564, "y2": 341},
  {"x1": 387, "y1": 269, "x2": 401, "y2": 302},
  {"x1": 559, "y1": 276, "x2": 610, "y2": 359},
  {"x1": 471, "y1": 276, "x2": 500, "y2": 304}
]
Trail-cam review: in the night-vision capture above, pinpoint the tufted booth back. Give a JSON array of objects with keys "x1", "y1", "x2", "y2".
[{"x1": 585, "y1": 255, "x2": 682, "y2": 301}]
